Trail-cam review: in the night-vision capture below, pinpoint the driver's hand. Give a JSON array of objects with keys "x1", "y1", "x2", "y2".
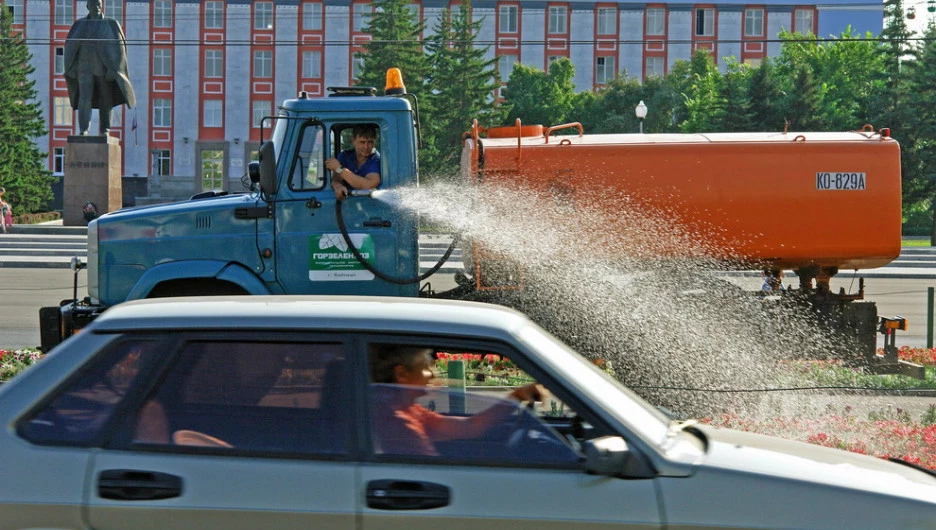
[
  {"x1": 510, "y1": 383, "x2": 545, "y2": 403},
  {"x1": 333, "y1": 183, "x2": 349, "y2": 201}
]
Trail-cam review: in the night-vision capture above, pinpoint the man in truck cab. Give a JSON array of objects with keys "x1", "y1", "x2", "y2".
[{"x1": 326, "y1": 125, "x2": 381, "y2": 200}]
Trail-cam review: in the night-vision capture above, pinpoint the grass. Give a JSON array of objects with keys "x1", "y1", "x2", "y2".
[{"x1": 903, "y1": 238, "x2": 932, "y2": 247}]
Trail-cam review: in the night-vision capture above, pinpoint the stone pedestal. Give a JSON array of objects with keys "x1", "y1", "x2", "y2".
[{"x1": 64, "y1": 135, "x2": 122, "y2": 226}]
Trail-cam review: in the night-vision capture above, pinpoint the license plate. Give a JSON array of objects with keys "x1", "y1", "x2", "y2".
[{"x1": 816, "y1": 172, "x2": 866, "y2": 190}]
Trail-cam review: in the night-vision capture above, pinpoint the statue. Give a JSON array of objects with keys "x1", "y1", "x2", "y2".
[{"x1": 64, "y1": 0, "x2": 135, "y2": 136}]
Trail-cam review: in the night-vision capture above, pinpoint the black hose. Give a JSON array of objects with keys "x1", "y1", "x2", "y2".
[{"x1": 335, "y1": 196, "x2": 459, "y2": 285}]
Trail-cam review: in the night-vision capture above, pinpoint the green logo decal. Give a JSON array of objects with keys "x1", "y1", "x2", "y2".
[{"x1": 309, "y1": 233, "x2": 375, "y2": 281}]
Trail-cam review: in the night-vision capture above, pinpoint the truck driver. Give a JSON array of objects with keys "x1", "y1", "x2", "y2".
[{"x1": 325, "y1": 125, "x2": 381, "y2": 200}]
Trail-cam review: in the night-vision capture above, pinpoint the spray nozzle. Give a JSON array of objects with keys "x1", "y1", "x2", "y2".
[{"x1": 349, "y1": 189, "x2": 373, "y2": 198}]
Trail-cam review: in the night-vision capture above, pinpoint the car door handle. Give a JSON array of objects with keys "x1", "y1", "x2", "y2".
[
  {"x1": 98, "y1": 469, "x2": 183, "y2": 501},
  {"x1": 366, "y1": 479, "x2": 450, "y2": 510}
]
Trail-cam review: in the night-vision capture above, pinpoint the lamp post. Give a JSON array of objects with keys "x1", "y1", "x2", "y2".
[{"x1": 635, "y1": 100, "x2": 648, "y2": 134}]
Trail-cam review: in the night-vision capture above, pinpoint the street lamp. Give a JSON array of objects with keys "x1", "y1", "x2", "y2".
[{"x1": 635, "y1": 100, "x2": 648, "y2": 134}]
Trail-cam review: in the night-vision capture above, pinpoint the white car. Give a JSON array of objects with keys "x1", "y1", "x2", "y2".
[{"x1": 2, "y1": 296, "x2": 935, "y2": 529}]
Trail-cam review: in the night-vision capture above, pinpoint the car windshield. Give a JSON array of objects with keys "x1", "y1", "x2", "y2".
[{"x1": 515, "y1": 325, "x2": 671, "y2": 446}]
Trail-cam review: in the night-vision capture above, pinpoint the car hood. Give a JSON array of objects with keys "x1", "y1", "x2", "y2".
[{"x1": 695, "y1": 424, "x2": 936, "y2": 498}]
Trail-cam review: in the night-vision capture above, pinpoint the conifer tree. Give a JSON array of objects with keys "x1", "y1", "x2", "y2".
[
  {"x1": 423, "y1": 0, "x2": 503, "y2": 177},
  {"x1": 355, "y1": 0, "x2": 429, "y2": 96},
  {"x1": 0, "y1": 7, "x2": 53, "y2": 213}
]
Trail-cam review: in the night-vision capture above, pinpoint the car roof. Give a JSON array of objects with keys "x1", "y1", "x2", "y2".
[{"x1": 89, "y1": 296, "x2": 533, "y2": 340}]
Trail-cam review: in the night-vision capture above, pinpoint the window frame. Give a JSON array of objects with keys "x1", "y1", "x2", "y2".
[
  {"x1": 7, "y1": 0, "x2": 23, "y2": 24},
  {"x1": 794, "y1": 8, "x2": 814, "y2": 35},
  {"x1": 153, "y1": 48, "x2": 172, "y2": 77},
  {"x1": 596, "y1": 55, "x2": 615, "y2": 84},
  {"x1": 302, "y1": 50, "x2": 322, "y2": 79},
  {"x1": 303, "y1": 2, "x2": 323, "y2": 31},
  {"x1": 597, "y1": 7, "x2": 616, "y2": 35},
  {"x1": 548, "y1": 5, "x2": 567, "y2": 34},
  {"x1": 694, "y1": 7, "x2": 715, "y2": 37},
  {"x1": 255, "y1": 1, "x2": 274, "y2": 30},
  {"x1": 499, "y1": 4, "x2": 518, "y2": 33},
  {"x1": 204, "y1": 49, "x2": 223, "y2": 78},
  {"x1": 53, "y1": 96, "x2": 72, "y2": 126},
  {"x1": 254, "y1": 50, "x2": 273, "y2": 78},
  {"x1": 744, "y1": 8, "x2": 764, "y2": 37},
  {"x1": 204, "y1": 0, "x2": 224, "y2": 29},
  {"x1": 153, "y1": 0, "x2": 172, "y2": 28},
  {"x1": 153, "y1": 98, "x2": 172, "y2": 128},
  {"x1": 203, "y1": 100, "x2": 223, "y2": 128},
  {"x1": 54, "y1": 0, "x2": 73, "y2": 25},
  {"x1": 646, "y1": 7, "x2": 666, "y2": 36}
]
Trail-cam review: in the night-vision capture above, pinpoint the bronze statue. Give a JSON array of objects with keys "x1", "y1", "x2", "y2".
[{"x1": 64, "y1": 0, "x2": 135, "y2": 136}]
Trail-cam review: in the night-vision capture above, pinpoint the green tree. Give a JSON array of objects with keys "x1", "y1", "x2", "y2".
[
  {"x1": 746, "y1": 60, "x2": 785, "y2": 131},
  {"x1": 355, "y1": 0, "x2": 429, "y2": 95},
  {"x1": 423, "y1": 0, "x2": 504, "y2": 178},
  {"x1": 501, "y1": 58, "x2": 578, "y2": 127},
  {"x1": 902, "y1": 21, "x2": 936, "y2": 241},
  {"x1": 678, "y1": 50, "x2": 725, "y2": 132},
  {"x1": 0, "y1": 8, "x2": 53, "y2": 213},
  {"x1": 720, "y1": 59, "x2": 754, "y2": 131}
]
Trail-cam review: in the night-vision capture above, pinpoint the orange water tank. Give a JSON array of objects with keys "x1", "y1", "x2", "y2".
[{"x1": 468, "y1": 124, "x2": 901, "y2": 272}]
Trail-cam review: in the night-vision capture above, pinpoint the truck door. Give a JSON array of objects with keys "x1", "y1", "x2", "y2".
[{"x1": 273, "y1": 120, "x2": 419, "y2": 297}]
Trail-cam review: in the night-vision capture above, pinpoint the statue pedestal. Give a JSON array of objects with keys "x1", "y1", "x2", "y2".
[{"x1": 64, "y1": 135, "x2": 123, "y2": 226}]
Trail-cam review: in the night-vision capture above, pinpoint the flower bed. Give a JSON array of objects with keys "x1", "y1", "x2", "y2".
[{"x1": 0, "y1": 349, "x2": 44, "y2": 382}]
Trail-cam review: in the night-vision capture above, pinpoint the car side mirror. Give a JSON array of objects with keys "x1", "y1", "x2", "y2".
[
  {"x1": 583, "y1": 436, "x2": 654, "y2": 478},
  {"x1": 257, "y1": 141, "x2": 277, "y2": 197}
]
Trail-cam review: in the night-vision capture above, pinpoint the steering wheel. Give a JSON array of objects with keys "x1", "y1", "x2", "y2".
[{"x1": 504, "y1": 401, "x2": 582, "y2": 464}]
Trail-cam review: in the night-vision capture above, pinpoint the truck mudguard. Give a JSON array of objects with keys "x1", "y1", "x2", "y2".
[{"x1": 125, "y1": 260, "x2": 273, "y2": 300}]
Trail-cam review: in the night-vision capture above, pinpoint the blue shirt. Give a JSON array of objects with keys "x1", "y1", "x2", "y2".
[{"x1": 337, "y1": 149, "x2": 381, "y2": 180}]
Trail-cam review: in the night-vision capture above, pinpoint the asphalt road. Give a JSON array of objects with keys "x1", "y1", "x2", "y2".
[{"x1": 2, "y1": 268, "x2": 935, "y2": 352}]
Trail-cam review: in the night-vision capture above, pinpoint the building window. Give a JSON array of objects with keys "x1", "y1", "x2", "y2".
[
  {"x1": 55, "y1": 0, "x2": 73, "y2": 25},
  {"x1": 352, "y1": 56, "x2": 365, "y2": 80},
  {"x1": 54, "y1": 97, "x2": 72, "y2": 126},
  {"x1": 353, "y1": 3, "x2": 370, "y2": 32},
  {"x1": 499, "y1": 54, "x2": 517, "y2": 82},
  {"x1": 548, "y1": 6, "x2": 567, "y2": 34},
  {"x1": 744, "y1": 8, "x2": 764, "y2": 37},
  {"x1": 111, "y1": 106, "x2": 121, "y2": 127},
  {"x1": 203, "y1": 100, "x2": 223, "y2": 128},
  {"x1": 596, "y1": 56, "x2": 615, "y2": 84},
  {"x1": 548, "y1": 55, "x2": 563, "y2": 67},
  {"x1": 54, "y1": 47, "x2": 65, "y2": 75},
  {"x1": 7, "y1": 0, "x2": 23, "y2": 24},
  {"x1": 153, "y1": 98, "x2": 172, "y2": 127},
  {"x1": 597, "y1": 8, "x2": 616, "y2": 35},
  {"x1": 302, "y1": 51, "x2": 322, "y2": 78},
  {"x1": 254, "y1": 51, "x2": 273, "y2": 78},
  {"x1": 53, "y1": 147, "x2": 65, "y2": 175},
  {"x1": 303, "y1": 2, "x2": 323, "y2": 30},
  {"x1": 154, "y1": 0, "x2": 172, "y2": 27},
  {"x1": 154, "y1": 149, "x2": 171, "y2": 176},
  {"x1": 153, "y1": 48, "x2": 172, "y2": 76},
  {"x1": 205, "y1": 1, "x2": 224, "y2": 29},
  {"x1": 205, "y1": 50, "x2": 223, "y2": 78},
  {"x1": 104, "y1": 0, "x2": 122, "y2": 22},
  {"x1": 255, "y1": 2, "x2": 274, "y2": 30},
  {"x1": 646, "y1": 8, "x2": 665, "y2": 36},
  {"x1": 646, "y1": 56, "x2": 664, "y2": 78},
  {"x1": 695, "y1": 8, "x2": 714, "y2": 36},
  {"x1": 201, "y1": 150, "x2": 225, "y2": 191},
  {"x1": 499, "y1": 5, "x2": 518, "y2": 33},
  {"x1": 794, "y1": 9, "x2": 813, "y2": 34},
  {"x1": 252, "y1": 100, "x2": 271, "y2": 128}
]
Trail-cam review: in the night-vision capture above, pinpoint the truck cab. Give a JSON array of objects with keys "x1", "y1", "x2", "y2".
[{"x1": 42, "y1": 78, "x2": 422, "y2": 351}]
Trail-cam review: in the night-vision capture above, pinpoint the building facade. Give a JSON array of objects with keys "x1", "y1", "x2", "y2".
[{"x1": 6, "y1": 0, "x2": 883, "y2": 202}]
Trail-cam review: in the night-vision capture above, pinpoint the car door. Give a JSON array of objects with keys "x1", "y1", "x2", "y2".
[
  {"x1": 83, "y1": 333, "x2": 358, "y2": 530},
  {"x1": 274, "y1": 120, "x2": 418, "y2": 297},
  {"x1": 358, "y1": 337, "x2": 663, "y2": 529}
]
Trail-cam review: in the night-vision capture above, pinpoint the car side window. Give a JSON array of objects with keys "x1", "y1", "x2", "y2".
[
  {"x1": 367, "y1": 343, "x2": 586, "y2": 467},
  {"x1": 18, "y1": 339, "x2": 161, "y2": 446},
  {"x1": 290, "y1": 123, "x2": 325, "y2": 191},
  {"x1": 131, "y1": 340, "x2": 351, "y2": 455}
]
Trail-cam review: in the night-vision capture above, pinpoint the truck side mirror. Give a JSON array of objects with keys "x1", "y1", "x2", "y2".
[{"x1": 257, "y1": 141, "x2": 277, "y2": 196}]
